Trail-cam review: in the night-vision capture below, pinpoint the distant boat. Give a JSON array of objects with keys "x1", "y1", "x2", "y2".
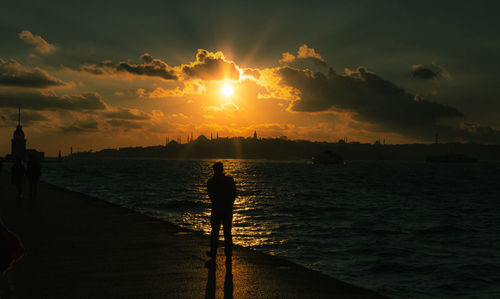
[
  {"x1": 426, "y1": 152, "x2": 477, "y2": 163},
  {"x1": 312, "y1": 150, "x2": 344, "y2": 165}
]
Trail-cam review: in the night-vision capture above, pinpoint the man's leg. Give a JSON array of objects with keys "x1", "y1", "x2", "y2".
[
  {"x1": 222, "y1": 212, "x2": 233, "y2": 258},
  {"x1": 209, "y1": 213, "x2": 222, "y2": 258}
]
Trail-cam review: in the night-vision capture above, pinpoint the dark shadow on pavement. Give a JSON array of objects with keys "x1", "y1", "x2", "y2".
[
  {"x1": 205, "y1": 259, "x2": 216, "y2": 299},
  {"x1": 205, "y1": 258, "x2": 233, "y2": 299},
  {"x1": 224, "y1": 259, "x2": 233, "y2": 299}
]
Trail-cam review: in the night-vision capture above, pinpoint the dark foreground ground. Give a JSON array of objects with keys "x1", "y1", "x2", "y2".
[{"x1": 0, "y1": 171, "x2": 387, "y2": 298}]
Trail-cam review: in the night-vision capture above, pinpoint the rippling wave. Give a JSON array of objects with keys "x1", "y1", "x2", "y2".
[{"x1": 42, "y1": 159, "x2": 500, "y2": 298}]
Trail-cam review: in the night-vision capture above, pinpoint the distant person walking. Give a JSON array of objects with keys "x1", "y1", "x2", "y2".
[
  {"x1": 11, "y1": 158, "x2": 25, "y2": 199},
  {"x1": 206, "y1": 162, "x2": 236, "y2": 262},
  {"x1": 26, "y1": 154, "x2": 41, "y2": 200}
]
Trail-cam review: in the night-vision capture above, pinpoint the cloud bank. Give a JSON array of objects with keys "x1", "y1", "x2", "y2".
[
  {"x1": 82, "y1": 54, "x2": 178, "y2": 80},
  {"x1": 0, "y1": 91, "x2": 107, "y2": 110},
  {"x1": 277, "y1": 65, "x2": 500, "y2": 143},
  {"x1": 0, "y1": 59, "x2": 66, "y2": 88}
]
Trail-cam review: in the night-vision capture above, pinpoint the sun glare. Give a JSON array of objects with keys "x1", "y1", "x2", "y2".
[{"x1": 221, "y1": 84, "x2": 234, "y2": 97}]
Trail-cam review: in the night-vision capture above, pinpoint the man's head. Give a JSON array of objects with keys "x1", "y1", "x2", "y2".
[{"x1": 212, "y1": 162, "x2": 223, "y2": 175}]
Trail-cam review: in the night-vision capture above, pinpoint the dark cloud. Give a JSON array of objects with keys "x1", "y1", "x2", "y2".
[
  {"x1": 410, "y1": 64, "x2": 448, "y2": 80},
  {"x1": 182, "y1": 49, "x2": 240, "y2": 81},
  {"x1": 0, "y1": 90, "x2": 107, "y2": 110},
  {"x1": 411, "y1": 65, "x2": 437, "y2": 79},
  {"x1": 116, "y1": 61, "x2": 177, "y2": 80},
  {"x1": 100, "y1": 107, "x2": 152, "y2": 130},
  {"x1": 140, "y1": 53, "x2": 154, "y2": 63},
  {"x1": 278, "y1": 66, "x2": 473, "y2": 140},
  {"x1": 102, "y1": 107, "x2": 150, "y2": 120},
  {"x1": 0, "y1": 59, "x2": 67, "y2": 88},
  {"x1": 106, "y1": 119, "x2": 143, "y2": 129},
  {"x1": 297, "y1": 57, "x2": 327, "y2": 68},
  {"x1": 81, "y1": 60, "x2": 115, "y2": 75},
  {"x1": 82, "y1": 54, "x2": 177, "y2": 80},
  {"x1": 61, "y1": 119, "x2": 99, "y2": 133}
]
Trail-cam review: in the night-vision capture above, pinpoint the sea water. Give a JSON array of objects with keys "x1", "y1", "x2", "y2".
[{"x1": 41, "y1": 159, "x2": 500, "y2": 298}]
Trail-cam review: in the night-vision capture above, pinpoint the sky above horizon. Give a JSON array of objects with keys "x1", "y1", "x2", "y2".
[{"x1": 1, "y1": 1, "x2": 500, "y2": 156}]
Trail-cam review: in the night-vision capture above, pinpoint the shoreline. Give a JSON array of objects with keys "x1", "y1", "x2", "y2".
[{"x1": 0, "y1": 173, "x2": 387, "y2": 298}]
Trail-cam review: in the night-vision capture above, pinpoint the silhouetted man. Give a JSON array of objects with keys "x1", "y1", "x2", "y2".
[
  {"x1": 26, "y1": 154, "x2": 41, "y2": 200},
  {"x1": 206, "y1": 162, "x2": 236, "y2": 261}
]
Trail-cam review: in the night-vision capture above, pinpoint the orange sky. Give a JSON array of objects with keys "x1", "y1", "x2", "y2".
[
  {"x1": 2, "y1": 42, "x2": 499, "y2": 156},
  {"x1": 1, "y1": 46, "x2": 420, "y2": 156}
]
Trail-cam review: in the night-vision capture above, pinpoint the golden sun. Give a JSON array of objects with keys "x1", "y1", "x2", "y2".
[{"x1": 221, "y1": 84, "x2": 234, "y2": 97}]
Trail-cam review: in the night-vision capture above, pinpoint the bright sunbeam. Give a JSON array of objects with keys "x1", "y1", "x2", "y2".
[{"x1": 221, "y1": 84, "x2": 234, "y2": 97}]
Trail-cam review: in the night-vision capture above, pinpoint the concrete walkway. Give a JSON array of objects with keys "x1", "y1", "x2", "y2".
[{"x1": 0, "y1": 172, "x2": 387, "y2": 298}]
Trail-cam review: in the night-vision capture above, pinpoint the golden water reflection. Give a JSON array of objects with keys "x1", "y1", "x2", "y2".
[{"x1": 189, "y1": 159, "x2": 289, "y2": 249}]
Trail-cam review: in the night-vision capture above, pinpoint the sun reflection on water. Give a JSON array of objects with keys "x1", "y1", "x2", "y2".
[{"x1": 183, "y1": 159, "x2": 284, "y2": 249}]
